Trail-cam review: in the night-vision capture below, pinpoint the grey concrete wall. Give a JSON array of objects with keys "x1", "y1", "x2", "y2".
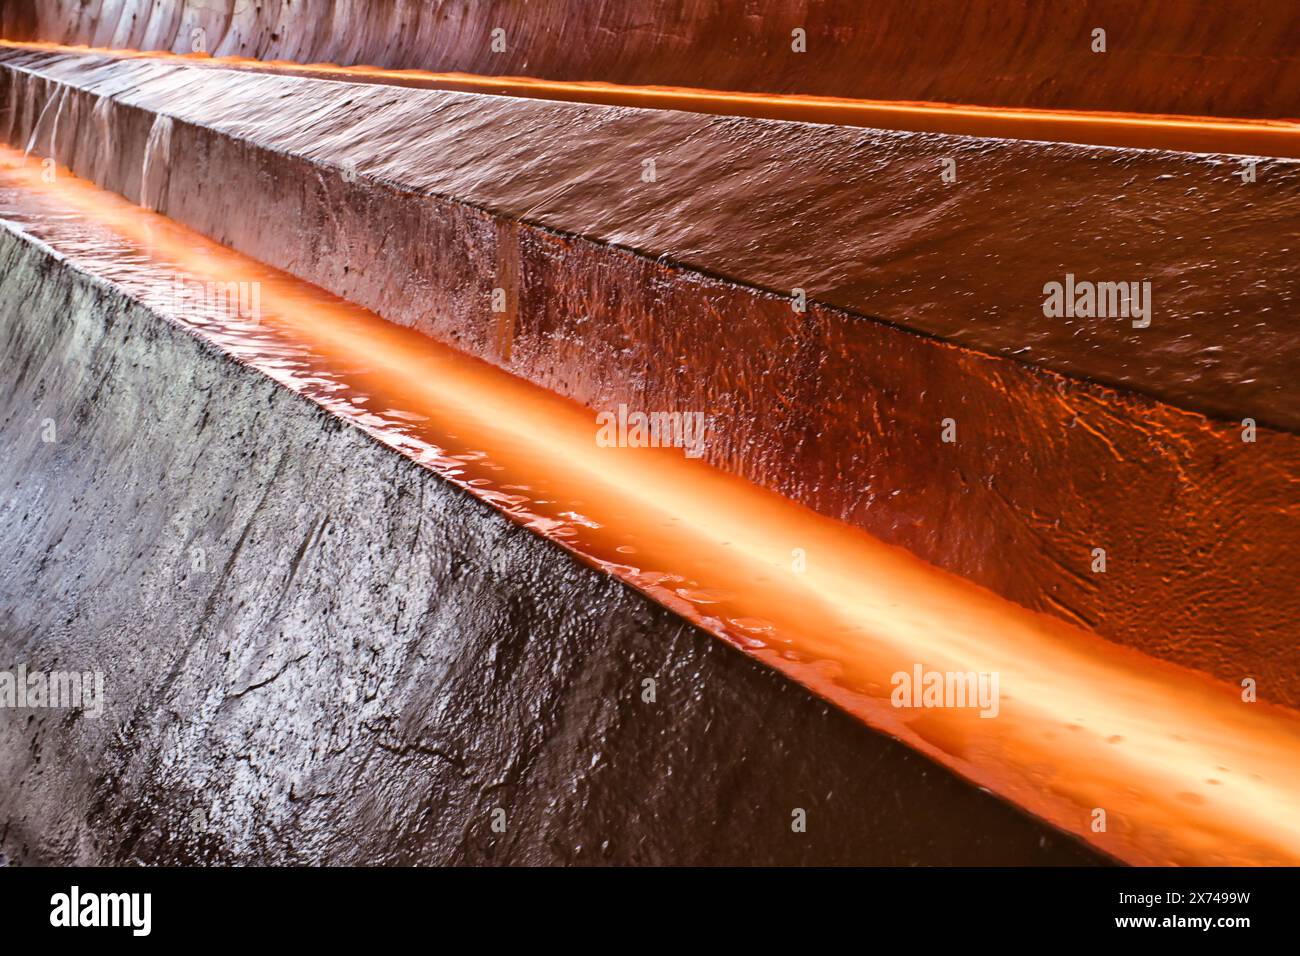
[
  {"x1": 5, "y1": 54, "x2": 1298, "y2": 711},
  {"x1": 0, "y1": 226, "x2": 1101, "y2": 865}
]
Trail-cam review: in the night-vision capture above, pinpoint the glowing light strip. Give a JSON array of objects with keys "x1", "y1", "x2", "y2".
[
  {"x1": 4, "y1": 148, "x2": 1300, "y2": 865},
  {"x1": 2, "y1": 40, "x2": 1297, "y2": 156}
]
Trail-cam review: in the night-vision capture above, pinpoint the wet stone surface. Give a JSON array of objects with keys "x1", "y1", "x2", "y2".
[
  {"x1": 0, "y1": 227, "x2": 1102, "y2": 865},
  {"x1": 6, "y1": 0, "x2": 1300, "y2": 117},
  {"x1": 4, "y1": 55, "x2": 1298, "y2": 711}
]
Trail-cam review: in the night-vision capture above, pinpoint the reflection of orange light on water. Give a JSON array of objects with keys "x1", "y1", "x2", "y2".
[
  {"x1": 2, "y1": 39, "x2": 1299, "y2": 157},
  {"x1": 4, "y1": 146, "x2": 1300, "y2": 866}
]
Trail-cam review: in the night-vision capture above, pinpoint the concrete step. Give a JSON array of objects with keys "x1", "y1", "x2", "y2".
[
  {"x1": 0, "y1": 202, "x2": 1104, "y2": 866},
  {"x1": 3, "y1": 49, "x2": 1299, "y2": 708}
]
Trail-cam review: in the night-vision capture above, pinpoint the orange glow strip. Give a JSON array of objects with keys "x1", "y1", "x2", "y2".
[
  {"x1": 2, "y1": 40, "x2": 1298, "y2": 157},
  {"x1": 4, "y1": 147, "x2": 1300, "y2": 865}
]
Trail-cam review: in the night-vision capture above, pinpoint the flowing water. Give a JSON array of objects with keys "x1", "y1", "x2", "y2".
[{"x1": 3, "y1": 147, "x2": 1300, "y2": 865}]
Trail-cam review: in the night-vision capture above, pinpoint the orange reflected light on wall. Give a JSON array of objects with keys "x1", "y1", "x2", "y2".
[
  {"x1": 3, "y1": 147, "x2": 1300, "y2": 866},
  {"x1": 2, "y1": 40, "x2": 1298, "y2": 156}
]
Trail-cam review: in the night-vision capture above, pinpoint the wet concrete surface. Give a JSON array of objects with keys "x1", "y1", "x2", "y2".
[
  {"x1": 5, "y1": 0, "x2": 1299, "y2": 119},
  {"x1": 3, "y1": 53, "x2": 1299, "y2": 710},
  {"x1": 0, "y1": 224, "x2": 1104, "y2": 865},
  {"x1": 12, "y1": 42, "x2": 1297, "y2": 160},
  {"x1": 4, "y1": 50, "x2": 1298, "y2": 428}
]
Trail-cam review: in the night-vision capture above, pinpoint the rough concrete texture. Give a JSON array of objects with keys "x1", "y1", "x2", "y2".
[
  {"x1": 5, "y1": 51, "x2": 1298, "y2": 427},
  {"x1": 5, "y1": 0, "x2": 1299, "y2": 118},
  {"x1": 4, "y1": 54, "x2": 1299, "y2": 709},
  {"x1": 0, "y1": 226, "x2": 1102, "y2": 865}
]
